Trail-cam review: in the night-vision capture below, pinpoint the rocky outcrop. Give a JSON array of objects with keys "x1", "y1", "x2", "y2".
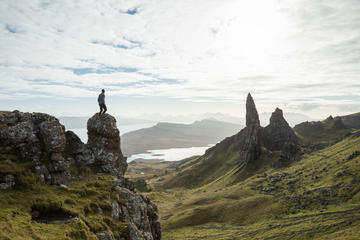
[
  {"x1": 112, "y1": 179, "x2": 161, "y2": 240},
  {"x1": 65, "y1": 113, "x2": 127, "y2": 178},
  {"x1": 246, "y1": 93, "x2": 260, "y2": 127},
  {"x1": 234, "y1": 125, "x2": 262, "y2": 164},
  {"x1": 87, "y1": 114, "x2": 127, "y2": 176},
  {"x1": 234, "y1": 94, "x2": 298, "y2": 165},
  {"x1": 0, "y1": 111, "x2": 161, "y2": 239},
  {"x1": 0, "y1": 111, "x2": 70, "y2": 184},
  {"x1": 263, "y1": 108, "x2": 298, "y2": 150},
  {"x1": 205, "y1": 93, "x2": 300, "y2": 168},
  {"x1": 273, "y1": 142, "x2": 301, "y2": 168},
  {"x1": 0, "y1": 111, "x2": 128, "y2": 184}
]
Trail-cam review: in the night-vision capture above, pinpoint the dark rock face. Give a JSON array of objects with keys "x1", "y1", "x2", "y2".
[
  {"x1": 235, "y1": 125, "x2": 262, "y2": 164},
  {"x1": 273, "y1": 142, "x2": 301, "y2": 168},
  {"x1": 0, "y1": 112, "x2": 126, "y2": 183},
  {"x1": 246, "y1": 93, "x2": 260, "y2": 127},
  {"x1": 0, "y1": 111, "x2": 70, "y2": 184},
  {"x1": 112, "y1": 178, "x2": 161, "y2": 240},
  {"x1": 87, "y1": 114, "x2": 127, "y2": 176},
  {"x1": 263, "y1": 108, "x2": 298, "y2": 150},
  {"x1": 64, "y1": 113, "x2": 128, "y2": 177}
]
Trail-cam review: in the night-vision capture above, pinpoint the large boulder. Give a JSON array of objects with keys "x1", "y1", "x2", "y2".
[
  {"x1": 263, "y1": 108, "x2": 298, "y2": 150},
  {"x1": 87, "y1": 113, "x2": 127, "y2": 176},
  {"x1": 0, "y1": 111, "x2": 70, "y2": 184}
]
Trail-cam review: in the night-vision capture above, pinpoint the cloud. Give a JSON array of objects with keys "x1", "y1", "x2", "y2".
[{"x1": 0, "y1": 0, "x2": 359, "y2": 118}]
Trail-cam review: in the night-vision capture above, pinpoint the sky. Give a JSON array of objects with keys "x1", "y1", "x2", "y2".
[{"x1": 0, "y1": 0, "x2": 359, "y2": 121}]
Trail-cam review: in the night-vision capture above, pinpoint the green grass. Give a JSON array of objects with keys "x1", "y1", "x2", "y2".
[
  {"x1": 0, "y1": 150, "x2": 131, "y2": 240},
  {"x1": 0, "y1": 173, "x2": 130, "y2": 239},
  {"x1": 143, "y1": 131, "x2": 360, "y2": 239},
  {"x1": 294, "y1": 117, "x2": 351, "y2": 147}
]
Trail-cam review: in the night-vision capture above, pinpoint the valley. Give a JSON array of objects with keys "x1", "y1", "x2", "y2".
[{"x1": 125, "y1": 95, "x2": 360, "y2": 239}]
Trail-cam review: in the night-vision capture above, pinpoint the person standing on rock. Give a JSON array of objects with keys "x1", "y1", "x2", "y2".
[{"x1": 98, "y1": 89, "x2": 107, "y2": 115}]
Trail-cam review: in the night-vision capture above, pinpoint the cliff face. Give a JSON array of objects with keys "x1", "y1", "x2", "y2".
[
  {"x1": 0, "y1": 111, "x2": 70, "y2": 184},
  {"x1": 0, "y1": 111, "x2": 160, "y2": 240}
]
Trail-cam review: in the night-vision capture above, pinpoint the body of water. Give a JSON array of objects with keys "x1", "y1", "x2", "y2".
[
  {"x1": 69, "y1": 122, "x2": 156, "y2": 143},
  {"x1": 69, "y1": 123, "x2": 214, "y2": 163},
  {"x1": 127, "y1": 145, "x2": 214, "y2": 162}
]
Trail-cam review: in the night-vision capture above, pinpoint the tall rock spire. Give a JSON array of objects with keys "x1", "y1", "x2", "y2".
[{"x1": 246, "y1": 93, "x2": 260, "y2": 127}]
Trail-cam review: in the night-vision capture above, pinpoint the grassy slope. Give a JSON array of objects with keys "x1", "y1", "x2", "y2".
[
  {"x1": 341, "y1": 112, "x2": 360, "y2": 129},
  {"x1": 159, "y1": 138, "x2": 279, "y2": 190},
  {"x1": 143, "y1": 131, "x2": 360, "y2": 239},
  {"x1": 294, "y1": 117, "x2": 351, "y2": 147},
  {"x1": 0, "y1": 150, "x2": 130, "y2": 240}
]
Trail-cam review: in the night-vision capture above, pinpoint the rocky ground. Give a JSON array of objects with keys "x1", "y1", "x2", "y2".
[{"x1": 0, "y1": 111, "x2": 161, "y2": 240}]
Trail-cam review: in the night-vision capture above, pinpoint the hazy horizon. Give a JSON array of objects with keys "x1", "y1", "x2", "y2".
[{"x1": 1, "y1": 0, "x2": 359, "y2": 120}]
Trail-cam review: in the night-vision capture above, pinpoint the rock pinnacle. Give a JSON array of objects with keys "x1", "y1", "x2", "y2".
[{"x1": 246, "y1": 93, "x2": 260, "y2": 127}]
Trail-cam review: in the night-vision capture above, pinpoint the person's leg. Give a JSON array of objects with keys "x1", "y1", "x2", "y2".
[
  {"x1": 103, "y1": 104, "x2": 107, "y2": 114},
  {"x1": 99, "y1": 104, "x2": 103, "y2": 115}
]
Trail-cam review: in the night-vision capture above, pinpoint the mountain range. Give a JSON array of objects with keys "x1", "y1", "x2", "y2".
[{"x1": 121, "y1": 119, "x2": 242, "y2": 155}]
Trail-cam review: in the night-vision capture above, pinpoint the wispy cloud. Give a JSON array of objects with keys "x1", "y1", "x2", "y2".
[{"x1": 0, "y1": 0, "x2": 359, "y2": 118}]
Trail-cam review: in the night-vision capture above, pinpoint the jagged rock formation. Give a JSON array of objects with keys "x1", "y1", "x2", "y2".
[
  {"x1": 246, "y1": 93, "x2": 260, "y2": 127},
  {"x1": 112, "y1": 179, "x2": 161, "y2": 240},
  {"x1": 0, "y1": 111, "x2": 160, "y2": 239},
  {"x1": 0, "y1": 111, "x2": 128, "y2": 184},
  {"x1": 235, "y1": 94, "x2": 298, "y2": 165},
  {"x1": 210, "y1": 94, "x2": 299, "y2": 167},
  {"x1": 0, "y1": 111, "x2": 70, "y2": 184},
  {"x1": 87, "y1": 114, "x2": 127, "y2": 176},
  {"x1": 163, "y1": 93, "x2": 301, "y2": 189},
  {"x1": 263, "y1": 108, "x2": 298, "y2": 150},
  {"x1": 65, "y1": 114, "x2": 128, "y2": 177}
]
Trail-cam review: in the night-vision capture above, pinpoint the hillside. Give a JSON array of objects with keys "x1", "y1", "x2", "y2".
[
  {"x1": 294, "y1": 115, "x2": 351, "y2": 149},
  {"x1": 146, "y1": 130, "x2": 360, "y2": 239},
  {"x1": 121, "y1": 119, "x2": 242, "y2": 155},
  {"x1": 341, "y1": 112, "x2": 360, "y2": 129},
  {"x1": 127, "y1": 94, "x2": 360, "y2": 239},
  {"x1": 155, "y1": 94, "x2": 298, "y2": 189},
  {"x1": 0, "y1": 111, "x2": 161, "y2": 239}
]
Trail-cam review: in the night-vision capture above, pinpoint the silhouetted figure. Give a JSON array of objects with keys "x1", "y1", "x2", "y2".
[{"x1": 98, "y1": 89, "x2": 107, "y2": 115}]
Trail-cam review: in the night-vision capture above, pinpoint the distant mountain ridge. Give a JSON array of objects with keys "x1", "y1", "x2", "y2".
[{"x1": 121, "y1": 118, "x2": 243, "y2": 155}]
